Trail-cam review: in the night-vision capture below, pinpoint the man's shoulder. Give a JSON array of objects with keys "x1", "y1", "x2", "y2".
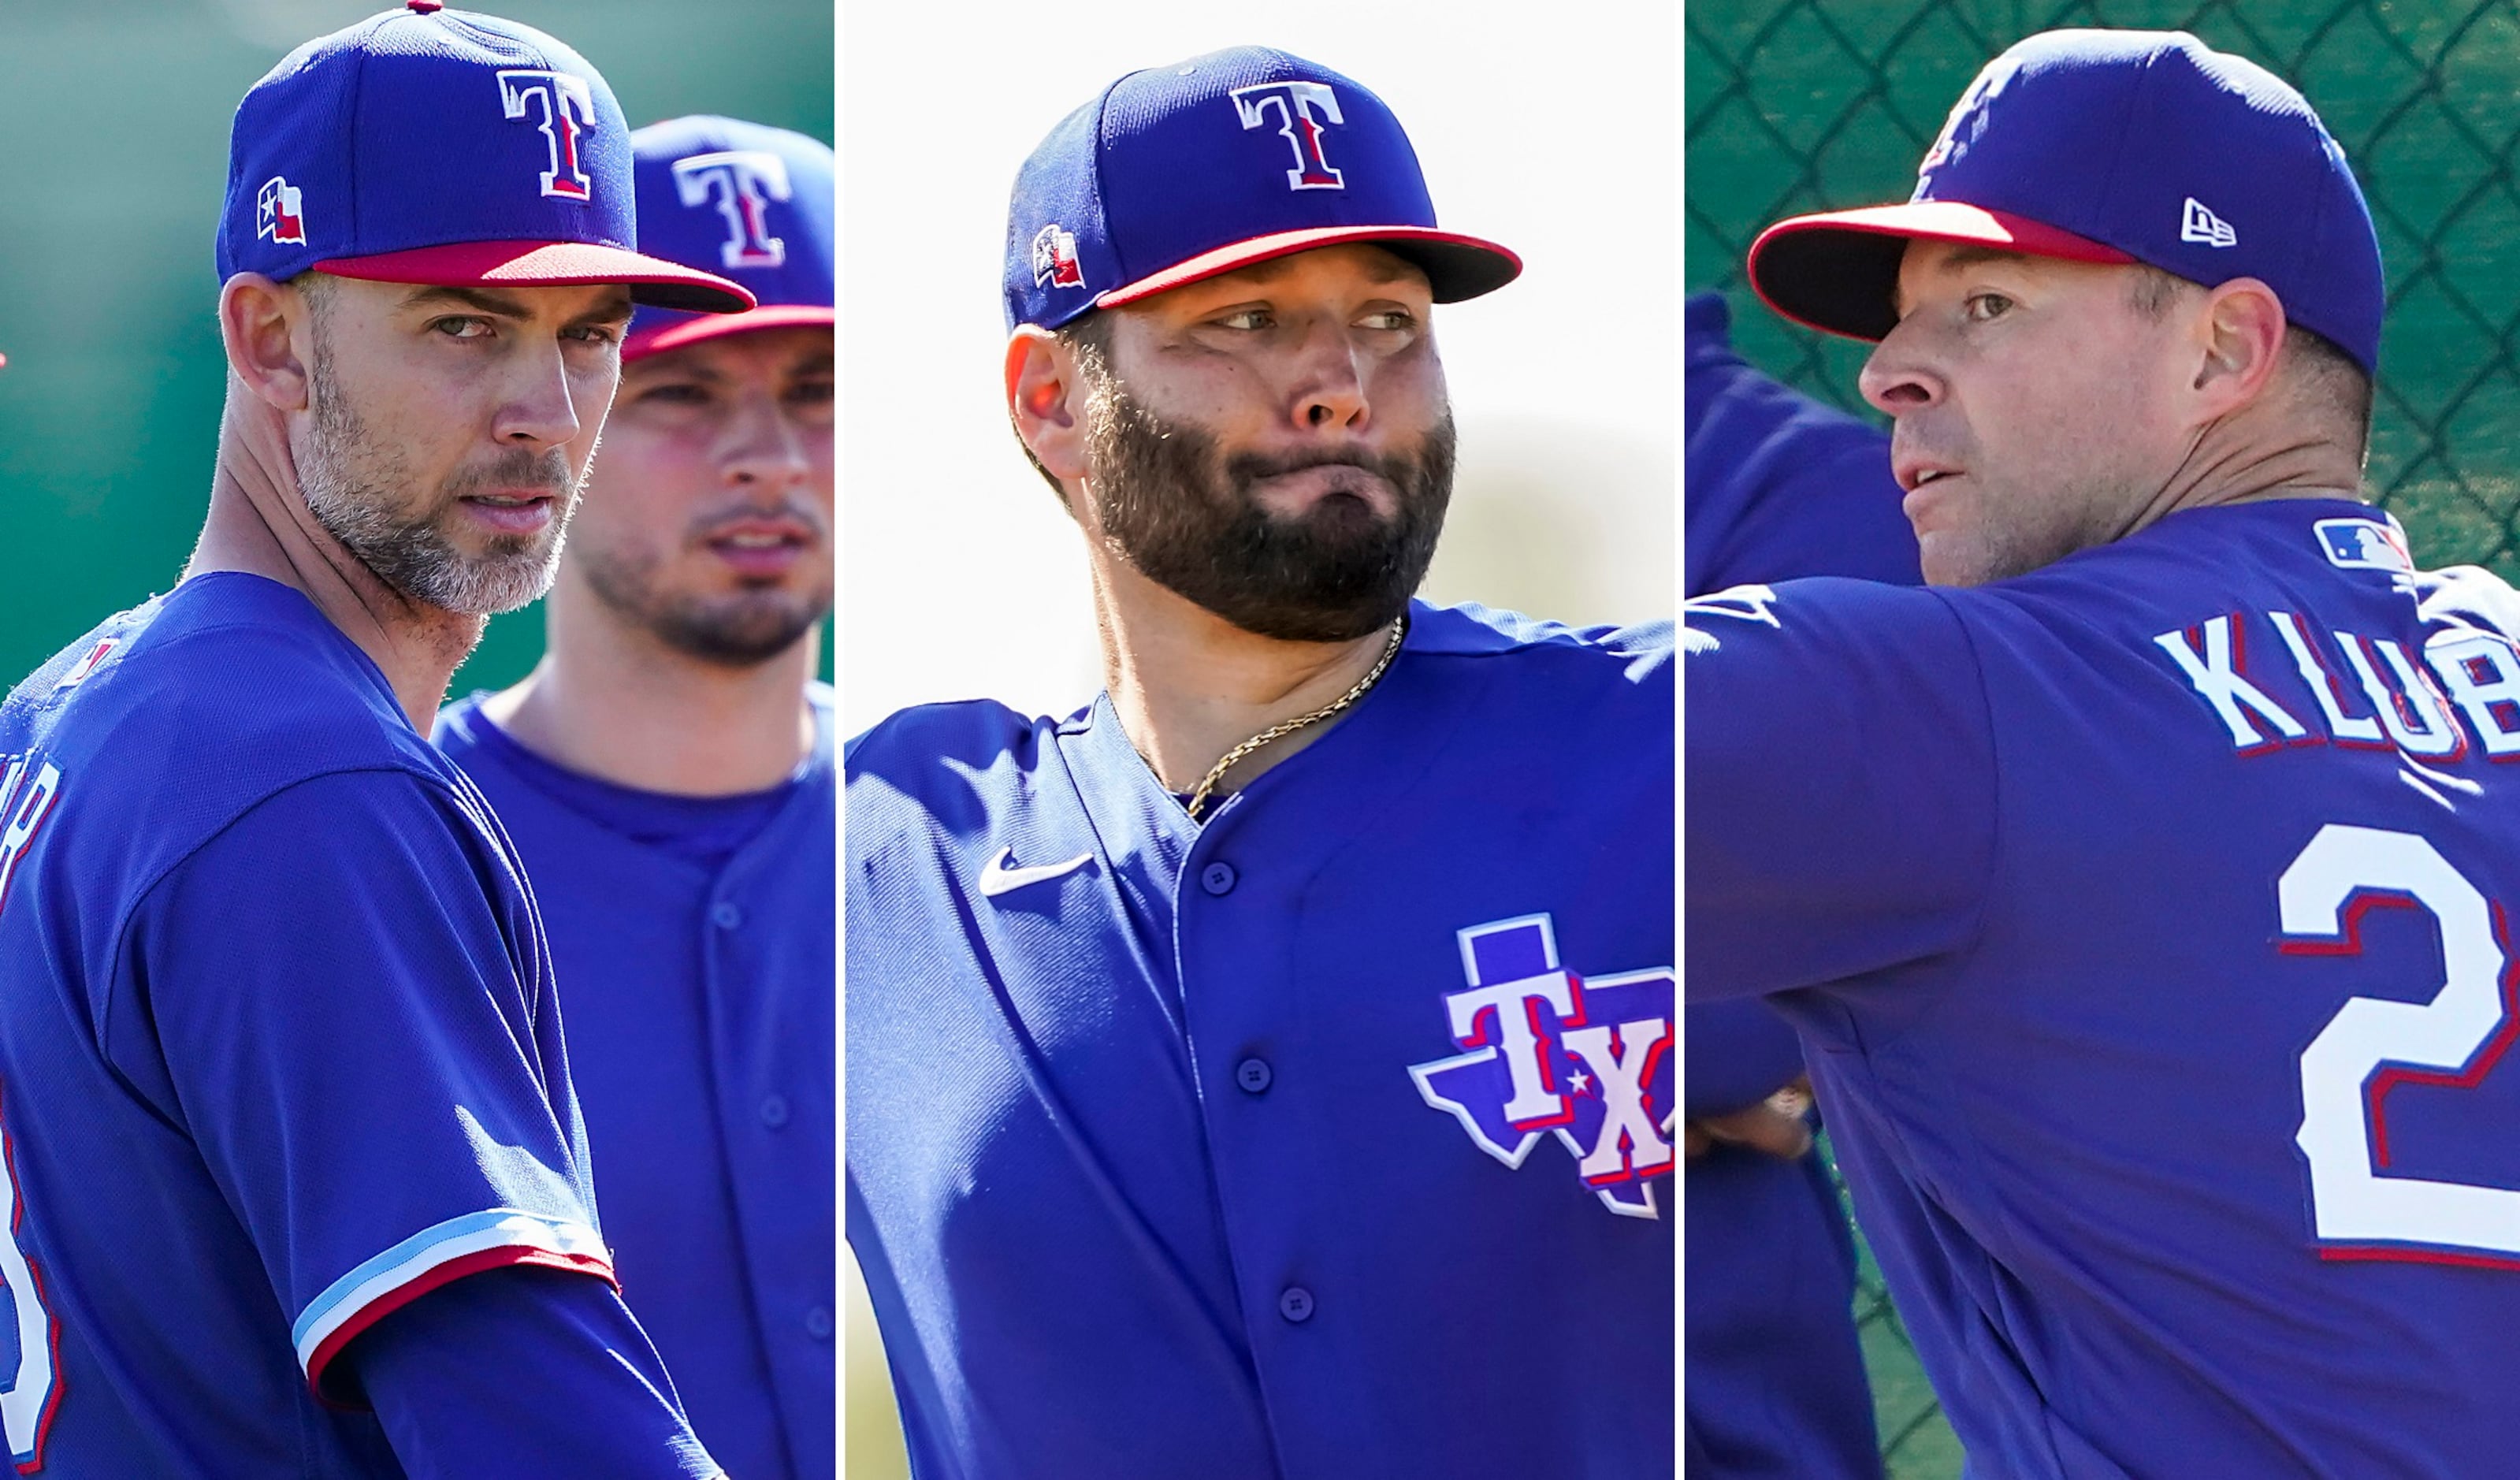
[
  {"x1": 845, "y1": 695, "x2": 1072, "y2": 824},
  {"x1": 1412, "y1": 601, "x2": 1674, "y2": 686},
  {"x1": 7, "y1": 575, "x2": 460, "y2": 856}
]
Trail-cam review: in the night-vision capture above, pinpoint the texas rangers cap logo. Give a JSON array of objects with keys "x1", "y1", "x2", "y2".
[
  {"x1": 1231, "y1": 80, "x2": 1346, "y2": 190},
  {"x1": 1031, "y1": 224, "x2": 1085, "y2": 290},
  {"x1": 672, "y1": 150, "x2": 790, "y2": 270},
  {"x1": 1407, "y1": 913, "x2": 1675, "y2": 1218},
  {"x1": 496, "y1": 68, "x2": 598, "y2": 201},
  {"x1": 256, "y1": 176, "x2": 306, "y2": 245}
]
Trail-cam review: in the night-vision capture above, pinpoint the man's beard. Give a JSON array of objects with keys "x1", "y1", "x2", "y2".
[
  {"x1": 1082, "y1": 377, "x2": 1454, "y2": 642},
  {"x1": 578, "y1": 510, "x2": 834, "y2": 669},
  {"x1": 298, "y1": 350, "x2": 582, "y2": 617}
]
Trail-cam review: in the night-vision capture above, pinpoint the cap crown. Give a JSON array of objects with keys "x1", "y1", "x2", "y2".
[
  {"x1": 625, "y1": 117, "x2": 834, "y2": 342},
  {"x1": 1004, "y1": 46, "x2": 1441, "y2": 330},
  {"x1": 217, "y1": 5, "x2": 637, "y2": 284},
  {"x1": 1916, "y1": 28, "x2": 2384, "y2": 370}
]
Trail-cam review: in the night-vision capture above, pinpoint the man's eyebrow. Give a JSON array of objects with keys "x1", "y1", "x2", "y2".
[
  {"x1": 1212, "y1": 249, "x2": 1428, "y2": 292},
  {"x1": 397, "y1": 284, "x2": 535, "y2": 317}
]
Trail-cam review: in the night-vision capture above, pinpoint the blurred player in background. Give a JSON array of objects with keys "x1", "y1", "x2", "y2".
[
  {"x1": 848, "y1": 45, "x2": 1674, "y2": 1480},
  {"x1": 0, "y1": 6, "x2": 752, "y2": 1473},
  {"x1": 1683, "y1": 288, "x2": 1898, "y2": 1477},
  {"x1": 1692, "y1": 28, "x2": 2520, "y2": 1474},
  {"x1": 436, "y1": 114, "x2": 835, "y2": 1480}
]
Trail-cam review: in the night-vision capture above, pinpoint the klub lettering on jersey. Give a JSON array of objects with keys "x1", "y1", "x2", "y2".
[
  {"x1": 0, "y1": 753, "x2": 63, "y2": 916},
  {"x1": 2158, "y1": 612, "x2": 2520, "y2": 770}
]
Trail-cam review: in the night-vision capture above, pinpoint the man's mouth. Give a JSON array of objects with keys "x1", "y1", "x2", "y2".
[
  {"x1": 704, "y1": 518, "x2": 816, "y2": 578},
  {"x1": 458, "y1": 492, "x2": 556, "y2": 536}
]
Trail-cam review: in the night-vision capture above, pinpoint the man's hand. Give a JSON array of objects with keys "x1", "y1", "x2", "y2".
[{"x1": 1683, "y1": 1077, "x2": 1814, "y2": 1161}]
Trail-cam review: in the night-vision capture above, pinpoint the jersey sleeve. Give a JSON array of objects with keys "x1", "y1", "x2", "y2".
[
  {"x1": 114, "y1": 768, "x2": 611, "y2": 1404},
  {"x1": 355, "y1": 1266, "x2": 722, "y2": 1478},
  {"x1": 1684, "y1": 578, "x2": 1998, "y2": 998}
]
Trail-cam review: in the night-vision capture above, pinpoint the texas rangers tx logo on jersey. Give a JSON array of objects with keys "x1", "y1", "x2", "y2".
[
  {"x1": 1409, "y1": 914, "x2": 1676, "y2": 1218},
  {"x1": 1031, "y1": 225, "x2": 1085, "y2": 290},
  {"x1": 256, "y1": 177, "x2": 306, "y2": 246},
  {"x1": 1231, "y1": 80, "x2": 1346, "y2": 191},
  {"x1": 496, "y1": 69, "x2": 597, "y2": 202},
  {"x1": 673, "y1": 151, "x2": 790, "y2": 270}
]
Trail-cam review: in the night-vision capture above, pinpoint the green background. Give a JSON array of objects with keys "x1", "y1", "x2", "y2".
[
  {"x1": 1690, "y1": 0, "x2": 2520, "y2": 1471},
  {"x1": 0, "y1": 0, "x2": 833, "y2": 696}
]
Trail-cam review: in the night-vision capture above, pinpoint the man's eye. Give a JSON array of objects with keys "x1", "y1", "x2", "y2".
[
  {"x1": 789, "y1": 379, "x2": 835, "y2": 406},
  {"x1": 432, "y1": 318, "x2": 492, "y2": 340},
  {"x1": 566, "y1": 324, "x2": 621, "y2": 346},
  {"x1": 1214, "y1": 309, "x2": 1274, "y2": 331},
  {"x1": 638, "y1": 383, "x2": 710, "y2": 405},
  {"x1": 1357, "y1": 309, "x2": 1417, "y2": 332},
  {"x1": 1964, "y1": 293, "x2": 2014, "y2": 322}
]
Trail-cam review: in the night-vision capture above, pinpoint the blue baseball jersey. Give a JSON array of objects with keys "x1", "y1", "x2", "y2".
[
  {"x1": 846, "y1": 601, "x2": 1674, "y2": 1479},
  {"x1": 1686, "y1": 292, "x2": 1920, "y2": 596},
  {"x1": 433, "y1": 687, "x2": 838, "y2": 1480},
  {"x1": 1684, "y1": 287, "x2": 1897, "y2": 1480},
  {"x1": 0, "y1": 574, "x2": 714, "y2": 1475},
  {"x1": 1689, "y1": 499, "x2": 2520, "y2": 1476}
]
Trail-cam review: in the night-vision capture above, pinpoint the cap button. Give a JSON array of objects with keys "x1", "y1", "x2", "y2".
[{"x1": 406, "y1": 1, "x2": 444, "y2": 11}]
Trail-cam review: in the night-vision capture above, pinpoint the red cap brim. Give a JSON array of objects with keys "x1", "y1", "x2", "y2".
[
  {"x1": 1097, "y1": 225, "x2": 1522, "y2": 309},
  {"x1": 315, "y1": 240, "x2": 756, "y2": 315},
  {"x1": 1746, "y1": 201, "x2": 2132, "y2": 341},
  {"x1": 623, "y1": 303, "x2": 834, "y2": 362}
]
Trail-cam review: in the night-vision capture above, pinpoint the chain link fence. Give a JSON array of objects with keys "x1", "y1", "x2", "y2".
[{"x1": 1692, "y1": 2, "x2": 2520, "y2": 1470}]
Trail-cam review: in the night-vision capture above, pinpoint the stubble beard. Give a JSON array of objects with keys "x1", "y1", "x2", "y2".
[
  {"x1": 578, "y1": 524, "x2": 834, "y2": 669},
  {"x1": 1080, "y1": 371, "x2": 1455, "y2": 643},
  {"x1": 297, "y1": 340, "x2": 584, "y2": 618}
]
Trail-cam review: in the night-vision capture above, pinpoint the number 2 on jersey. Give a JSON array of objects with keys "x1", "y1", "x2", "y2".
[{"x1": 2280, "y1": 824, "x2": 2520, "y2": 1264}]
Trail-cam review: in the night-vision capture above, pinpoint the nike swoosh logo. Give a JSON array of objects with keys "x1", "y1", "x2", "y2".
[{"x1": 977, "y1": 846, "x2": 1094, "y2": 898}]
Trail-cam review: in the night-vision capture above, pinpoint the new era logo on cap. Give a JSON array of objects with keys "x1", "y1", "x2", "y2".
[{"x1": 2181, "y1": 196, "x2": 2236, "y2": 248}]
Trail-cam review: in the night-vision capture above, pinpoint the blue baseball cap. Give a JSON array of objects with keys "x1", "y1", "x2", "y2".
[
  {"x1": 620, "y1": 117, "x2": 834, "y2": 361},
  {"x1": 1004, "y1": 46, "x2": 1521, "y2": 333},
  {"x1": 1747, "y1": 30, "x2": 2384, "y2": 374},
  {"x1": 217, "y1": 2, "x2": 752, "y2": 315}
]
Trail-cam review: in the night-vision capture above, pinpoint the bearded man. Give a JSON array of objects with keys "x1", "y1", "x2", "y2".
[{"x1": 845, "y1": 46, "x2": 1676, "y2": 1480}]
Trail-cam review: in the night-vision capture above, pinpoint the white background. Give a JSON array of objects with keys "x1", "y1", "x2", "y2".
[{"x1": 840, "y1": 1, "x2": 1678, "y2": 732}]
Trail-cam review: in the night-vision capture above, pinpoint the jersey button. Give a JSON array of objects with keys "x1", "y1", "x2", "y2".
[
  {"x1": 759, "y1": 1094, "x2": 790, "y2": 1129},
  {"x1": 1277, "y1": 1286, "x2": 1314, "y2": 1323},
  {"x1": 805, "y1": 1305, "x2": 834, "y2": 1341},
  {"x1": 712, "y1": 902, "x2": 744, "y2": 930},
  {"x1": 1235, "y1": 1057, "x2": 1273, "y2": 1094},
  {"x1": 1199, "y1": 861, "x2": 1238, "y2": 896}
]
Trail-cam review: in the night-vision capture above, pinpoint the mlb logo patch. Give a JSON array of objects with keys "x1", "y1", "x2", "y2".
[
  {"x1": 256, "y1": 177, "x2": 306, "y2": 246},
  {"x1": 1031, "y1": 225, "x2": 1084, "y2": 290},
  {"x1": 2316, "y1": 518, "x2": 2413, "y2": 575}
]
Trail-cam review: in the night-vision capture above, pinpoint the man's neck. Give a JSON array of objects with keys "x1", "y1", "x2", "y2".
[
  {"x1": 186, "y1": 389, "x2": 481, "y2": 732},
  {"x1": 1091, "y1": 560, "x2": 1398, "y2": 800},
  {"x1": 2118, "y1": 403, "x2": 2367, "y2": 541},
  {"x1": 484, "y1": 582, "x2": 816, "y2": 798}
]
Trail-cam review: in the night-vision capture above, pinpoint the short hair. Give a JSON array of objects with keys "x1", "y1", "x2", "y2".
[
  {"x1": 2124, "y1": 264, "x2": 2372, "y2": 460},
  {"x1": 1014, "y1": 310, "x2": 1113, "y2": 500}
]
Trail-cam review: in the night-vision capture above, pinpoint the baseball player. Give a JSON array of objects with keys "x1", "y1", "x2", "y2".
[
  {"x1": 846, "y1": 46, "x2": 1674, "y2": 1480},
  {"x1": 1683, "y1": 288, "x2": 1899, "y2": 1478},
  {"x1": 435, "y1": 114, "x2": 836, "y2": 1480},
  {"x1": 1691, "y1": 28, "x2": 2520, "y2": 1474},
  {"x1": 0, "y1": 6, "x2": 756, "y2": 1473}
]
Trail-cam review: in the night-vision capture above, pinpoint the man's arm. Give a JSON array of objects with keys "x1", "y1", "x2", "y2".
[
  {"x1": 1684, "y1": 578, "x2": 1999, "y2": 998},
  {"x1": 116, "y1": 768, "x2": 716, "y2": 1473}
]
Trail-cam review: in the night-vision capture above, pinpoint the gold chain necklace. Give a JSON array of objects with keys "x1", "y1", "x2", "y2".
[{"x1": 1183, "y1": 615, "x2": 1407, "y2": 822}]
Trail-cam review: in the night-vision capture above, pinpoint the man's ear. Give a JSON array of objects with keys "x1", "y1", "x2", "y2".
[
  {"x1": 220, "y1": 274, "x2": 315, "y2": 414},
  {"x1": 1005, "y1": 326, "x2": 1091, "y2": 486},
  {"x1": 2186, "y1": 276, "x2": 2286, "y2": 418}
]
